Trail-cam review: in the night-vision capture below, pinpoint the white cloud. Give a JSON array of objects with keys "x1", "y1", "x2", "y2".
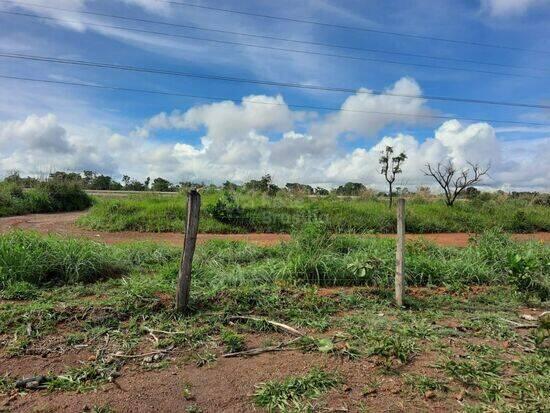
[
  {"x1": 480, "y1": 0, "x2": 544, "y2": 17},
  {"x1": 310, "y1": 77, "x2": 435, "y2": 142},
  {"x1": 1, "y1": 85, "x2": 548, "y2": 192}
]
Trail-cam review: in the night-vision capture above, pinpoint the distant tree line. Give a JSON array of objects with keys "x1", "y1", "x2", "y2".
[{"x1": 4, "y1": 164, "x2": 547, "y2": 207}]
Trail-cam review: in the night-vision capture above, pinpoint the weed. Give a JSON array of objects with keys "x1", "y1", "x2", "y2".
[
  {"x1": 369, "y1": 334, "x2": 419, "y2": 366},
  {"x1": 253, "y1": 368, "x2": 339, "y2": 412},
  {"x1": 185, "y1": 405, "x2": 203, "y2": 413},
  {"x1": 220, "y1": 327, "x2": 246, "y2": 353},
  {"x1": 46, "y1": 362, "x2": 120, "y2": 392},
  {"x1": 404, "y1": 374, "x2": 449, "y2": 394},
  {"x1": 193, "y1": 351, "x2": 217, "y2": 367},
  {"x1": 182, "y1": 382, "x2": 194, "y2": 400}
]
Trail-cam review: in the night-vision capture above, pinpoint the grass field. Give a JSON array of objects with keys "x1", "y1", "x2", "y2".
[
  {"x1": 1, "y1": 228, "x2": 549, "y2": 411},
  {"x1": 77, "y1": 191, "x2": 550, "y2": 234}
]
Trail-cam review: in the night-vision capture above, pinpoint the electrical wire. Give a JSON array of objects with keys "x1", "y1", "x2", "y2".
[
  {"x1": 1, "y1": 74, "x2": 548, "y2": 126},
  {"x1": 1, "y1": 51, "x2": 548, "y2": 110},
  {"x1": 0, "y1": 9, "x2": 544, "y2": 80},
  {"x1": 0, "y1": 2, "x2": 547, "y2": 74},
  {"x1": 156, "y1": 0, "x2": 550, "y2": 55}
]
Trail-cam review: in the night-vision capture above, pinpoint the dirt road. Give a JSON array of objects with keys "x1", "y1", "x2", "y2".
[{"x1": 1, "y1": 211, "x2": 548, "y2": 247}]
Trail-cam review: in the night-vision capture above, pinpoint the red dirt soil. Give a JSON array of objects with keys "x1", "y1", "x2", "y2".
[{"x1": 1, "y1": 211, "x2": 548, "y2": 247}]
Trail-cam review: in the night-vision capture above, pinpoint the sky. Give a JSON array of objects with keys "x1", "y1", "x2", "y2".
[{"x1": 0, "y1": 0, "x2": 549, "y2": 191}]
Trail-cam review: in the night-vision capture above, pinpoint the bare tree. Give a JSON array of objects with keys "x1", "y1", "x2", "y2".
[
  {"x1": 423, "y1": 160, "x2": 489, "y2": 207},
  {"x1": 379, "y1": 146, "x2": 407, "y2": 208}
]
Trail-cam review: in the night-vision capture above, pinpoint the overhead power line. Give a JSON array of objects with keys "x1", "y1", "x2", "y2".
[
  {"x1": 0, "y1": 10, "x2": 544, "y2": 80},
  {"x1": 156, "y1": 0, "x2": 550, "y2": 55},
  {"x1": 0, "y1": 74, "x2": 548, "y2": 126},
  {"x1": 0, "y1": 2, "x2": 547, "y2": 74},
  {"x1": 1, "y1": 51, "x2": 548, "y2": 110}
]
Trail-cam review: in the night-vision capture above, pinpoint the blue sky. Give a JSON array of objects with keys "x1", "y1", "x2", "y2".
[{"x1": 0, "y1": 0, "x2": 549, "y2": 190}]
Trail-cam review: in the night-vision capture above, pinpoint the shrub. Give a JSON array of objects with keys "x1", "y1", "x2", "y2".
[{"x1": 0, "y1": 179, "x2": 92, "y2": 217}]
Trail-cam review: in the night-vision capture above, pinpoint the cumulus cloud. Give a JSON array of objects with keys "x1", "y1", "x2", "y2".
[
  {"x1": 0, "y1": 114, "x2": 73, "y2": 154},
  {"x1": 1, "y1": 85, "x2": 548, "y2": 192},
  {"x1": 311, "y1": 77, "x2": 434, "y2": 142}
]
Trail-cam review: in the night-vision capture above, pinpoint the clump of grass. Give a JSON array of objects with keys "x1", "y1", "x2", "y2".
[
  {"x1": 0, "y1": 231, "x2": 126, "y2": 288},
  {"x1": 0, "y1": 231, "x2": 179, "y2": 291},
  {"x1": 46, "y1": 362, "x2": 120, "y2": 392},
  {"x1": 220, "y1": 327, "x2": 246, "y2": 353},
  {"x1": 253, "y1": 368, "x2": 340, "y2": 412},
  {"x1": 369, "y1": 334, "x2": 419, "y2": 366},
  {"x1": 404, "y1": 374, "x2": 449, "y2": 394}
]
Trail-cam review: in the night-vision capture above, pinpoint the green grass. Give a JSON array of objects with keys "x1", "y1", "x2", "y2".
[
  {"x1": 0, "y1": 231, "x2": 178, "y2": 290},
  {"x1": 253, "y1": 368, "x2": 340, "y2": 412},
  {"x1": 0, "y1": 228, "x2": 548, "y2": 411},
  {"x1": 0, "y1": 180, "x2": 92, "y2": 217},
  {"x1": 77, "y1": 190, "x2": 550, "y2": 233}
]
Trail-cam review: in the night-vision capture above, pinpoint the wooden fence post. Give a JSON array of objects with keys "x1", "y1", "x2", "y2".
[
  {"x1": 395, "y1": 198, "x2": 405, "y2": 307},
  {"x1": 176, "y1": 189, "x2": 201, "y2": 312}
]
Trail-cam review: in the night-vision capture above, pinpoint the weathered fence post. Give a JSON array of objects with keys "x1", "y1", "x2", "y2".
[
  {"x1": 395, "y1": 198, "x2": 405, "y2": 307},
  {"x1": 176, "y1": 189, "x2": 201, "y2": 312}
]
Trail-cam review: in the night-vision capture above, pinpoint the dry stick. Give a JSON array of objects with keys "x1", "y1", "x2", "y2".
[
  {"x1": 110, "y1": 349, "x2": 169, "y2": 359},
  {"x1": 228, "y1": 316, "x2": 304, "y2": 336},
  {"x1": 176, "y1": 189, "x2": 201, "y2": 312},
  {"x1": 499, "y1": 318, "x2": 538, "y2": 329},
  {"x1": 395, "y1": 198, "x2": 405, "y2": 307},
  {"x1": 222, "y1": 336, "x2": 302, "y2": 358}
]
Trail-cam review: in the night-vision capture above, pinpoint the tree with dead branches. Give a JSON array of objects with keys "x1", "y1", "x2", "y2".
[
  {"x1": 423, "y1": 160, "x2": 490, "y2": 207},
  {"x1": 379, "y1": 146, "x2": 407, "y2": 208}
]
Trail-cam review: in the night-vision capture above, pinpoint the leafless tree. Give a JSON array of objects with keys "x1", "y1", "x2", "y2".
[
  {"x1": 423, "y1": 160, "x2": 490, "y2": 206},
  {"x1": 379, "y1": 146, "x2": 407, "y2": 208}
]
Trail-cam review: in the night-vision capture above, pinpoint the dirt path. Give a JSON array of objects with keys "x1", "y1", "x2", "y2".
[{"x1": 1, "y1": 211, "x2": 548, "y2": 247}]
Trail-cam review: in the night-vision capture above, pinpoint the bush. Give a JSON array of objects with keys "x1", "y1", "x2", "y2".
[{"x1": 0, "y1": 180, "x2": 92, "y2": 217}]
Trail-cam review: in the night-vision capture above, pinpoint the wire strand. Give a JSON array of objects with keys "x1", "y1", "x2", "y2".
[
  {"x1": 1, "y1": 52, "x2": 548, "y2": 110},
  {"x1": 0, "y1": 9, "x2": 544, "y2": 81},
  {"x1": 156, "y1": 0, "x2": 550, "y2": 55},
  {"x1": 0, "y1": 74, "x2": 548, "y2": 126},
  {"x1": 0, "y1": 2, "x2": 547, "y2": 74}
]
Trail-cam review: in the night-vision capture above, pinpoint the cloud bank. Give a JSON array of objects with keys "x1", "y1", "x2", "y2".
[{"x1": 1, "y1": 77, "x2": 548, "y2": 191}]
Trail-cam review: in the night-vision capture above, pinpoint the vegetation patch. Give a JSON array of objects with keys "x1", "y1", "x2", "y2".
[
  {"x1": 77, "y1": 190, "x2": 550, "y2": 234},
  {"x1": 253, "y1": 368, "x2": 340, "y2": 412},
  {"x1": 0, "y1": 179, "x2": 92, "y2": 217}
]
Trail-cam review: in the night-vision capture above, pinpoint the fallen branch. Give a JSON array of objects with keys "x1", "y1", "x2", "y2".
[
  {"x1": 222, "y1": 336, "x2": 302, "y2": 358},
  {"x1": 110, "y1": 349, "x2": 168, "y2": 359},
  {"x1": 499, "y1": 318, "x2": 538, "y2": 329},
  {"x1": 228, "y1": 316, "x2": 304, "y2": 337},
  {"x1": 222, "y1": 346, "x2": 290, "y2": 358},
  {"x1": 144, "y1": 327, "x2": 186, "y2": 335}
]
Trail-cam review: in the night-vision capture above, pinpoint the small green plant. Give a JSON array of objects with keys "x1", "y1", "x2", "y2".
[
  {"x1": 404, "y1": 374, "x2": 449, "y2": 394},
  {"x1": 193, "y1": 351, "x2": 217, "y2": 367},
  {"x1": 182, "y1": 382, "x2": 194, "y2": 400},
  {"x1": 220, "y1": 328, "x2": 246, "y2": 353},
  {"x1": 361, "y1": 378, "x2": 381, "y2": 396},
  {"x1": 369, "y1": 335, "x2": 419, "y2": 366},
  {"x1": 185, "y1": 405, "x2": 203, "y2": 413},
  {"x1": 253, "y1": 368, "x2": 339, "y2": 412}
]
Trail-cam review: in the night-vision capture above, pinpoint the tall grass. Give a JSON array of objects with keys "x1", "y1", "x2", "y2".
[
  {"x1": 77, "y1": 191, "x2": 550, "y2": 234},
  {"x1": 2, "y1": 227, "x2": 548, "y2": 302},
  {"x1": 187, "y1": 224, "x2": 549, "y2": 301},
  {"x1": 0, "y1": 180, "x2": 92, "y2": 217},
  {"x1": 0, "y1": 231, "x2": 178, "y2": 290}
]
